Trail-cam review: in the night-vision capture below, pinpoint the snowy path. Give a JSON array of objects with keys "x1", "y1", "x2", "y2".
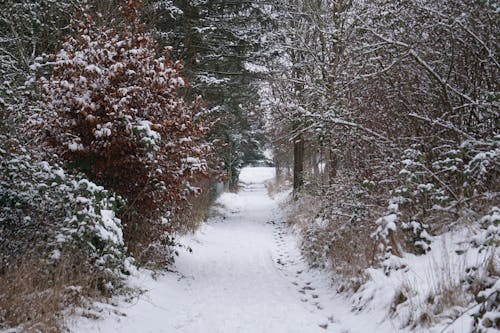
[{"x1": 70, "y1": 167, "x2": 394, "y2": 333}]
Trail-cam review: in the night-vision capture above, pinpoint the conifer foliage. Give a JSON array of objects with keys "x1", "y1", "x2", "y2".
[{"x1": 41, "y1": 1, "x2": 214, "y2": 249}]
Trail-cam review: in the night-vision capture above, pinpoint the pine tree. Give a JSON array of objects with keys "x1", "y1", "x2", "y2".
[{"x1": 150, "y1": 0, "x2": 272, "y2": 187}]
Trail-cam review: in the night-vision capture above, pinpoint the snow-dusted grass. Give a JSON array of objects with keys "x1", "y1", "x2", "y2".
[
  {"x1": 352, "y1": 228, "x2": 497, "y2": 332},
  {"x1": 0, "y1": 254, "x2": 119, "y2": 333}
]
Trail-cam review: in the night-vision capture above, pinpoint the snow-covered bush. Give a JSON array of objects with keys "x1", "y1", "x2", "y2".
[
  {"x1": 0, "y1": 148, "x2": 129, "y2": 331},
  {"x1": 289, "y1": 176, "x2": 377, "y2": 290},
  {"x1": 373, "y1": 137, "x2": 499, "y2": 260},
  {"x1": 0, "y1": 149, "x2": 127, "y2": 273},
  {"x1": 473, "y1": 207, "x2": 500, "y2": 250},
  {"x1": 472, "y1": 280, "x2": 500, "y2": 332},
  {"x1": 40, "y1": 1, "x2": 216, "y2": 256}
]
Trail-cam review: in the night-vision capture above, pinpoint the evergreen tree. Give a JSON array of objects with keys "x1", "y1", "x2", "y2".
[{"x1": 150, "y1": 0, "x2": 272, "y2": 187}]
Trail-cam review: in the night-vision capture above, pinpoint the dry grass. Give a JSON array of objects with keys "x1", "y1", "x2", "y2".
[
  {"x1": 389, "y1": 286, "x2": 409, "y2": 317},
  {"x1": 390, "y1": 279, "x2": 468, "y2": 329},
  {"x1": 410, "y1": 281, "x2": 467, "y2": 329},
  {"x1": 287, "y1": 191, "x2": 376, "y2": 292},
  {"x1": 393, "y1": 245, "x2": 486, "y2": 329},
  {"x1": 0, "y1": 254, "x2": 115, "y2": 333},
  {"x1": 325, "y1": 220, "x2": 374, "y2": 291},
  {"x1": 266, "y1": 175, "x2": 292, "y2": 198},
  {"x1": 170, "y1": 182, "x2": 217, "y2": 234}
]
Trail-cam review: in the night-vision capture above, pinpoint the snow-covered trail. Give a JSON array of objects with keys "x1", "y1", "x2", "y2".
[{"x1": 70, "y1": 167, "x2": 394, "y2": 333}]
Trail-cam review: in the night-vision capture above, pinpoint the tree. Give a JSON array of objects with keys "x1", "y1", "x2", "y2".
[
  {"x1": 0, "y1": 0, "x2": 78, "y2": 87},
  {"x1": 41, "y1": 1, "x2": 215, "y2": 251},
  {"x1": 149, "y1": 0, "x2": 272, "y2": 187},
  {"x1": 265, "y1": 0, "x2": 499, "y2": 310},
  {"x1": 265, "y1": 0, "x2": 359, "y2": 195}
]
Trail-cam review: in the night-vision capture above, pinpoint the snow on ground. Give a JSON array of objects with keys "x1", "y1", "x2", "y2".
[
  {"x1": 238, "y1": 166, "x2": 276, "y2": 184},
  {"x1": 68, "y1": 167, "x2": 485, "y2": 333}
]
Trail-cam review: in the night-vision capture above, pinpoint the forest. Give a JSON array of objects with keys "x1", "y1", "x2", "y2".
[{"x1": 0, "y1": 0, "x2": 498, "y2": 332}]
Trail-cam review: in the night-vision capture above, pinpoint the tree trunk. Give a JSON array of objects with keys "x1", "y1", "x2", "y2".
[
  {"x1": 293, "y1": 128, "x2": 304, "y2": 198},
  {"x1": 328, "y1": 148, "x2": 337, "y2": 184},
  {"x1": 312, "y1": 150, "x2": 320, "y2": 180},
  {"x1": 275, "y1": 158, "x2": 282, "y2": 182}
]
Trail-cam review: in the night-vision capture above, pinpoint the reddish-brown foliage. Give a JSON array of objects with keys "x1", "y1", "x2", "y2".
[{"x1": 41, "y1": 2, "x2": 216, "y2": 249}]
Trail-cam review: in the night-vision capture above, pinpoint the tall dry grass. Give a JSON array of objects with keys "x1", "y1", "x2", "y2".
[{"x1": 0, "y1": 254, "x2": 116, "y2": 333}]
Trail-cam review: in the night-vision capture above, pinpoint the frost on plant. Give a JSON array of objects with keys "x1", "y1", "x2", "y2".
[
  {"x1": 40, "y1": 2, "x2": 217, "y2": 254},
  {"x1": 0, "y1": 151, "x2": 128, "y2": 274}
]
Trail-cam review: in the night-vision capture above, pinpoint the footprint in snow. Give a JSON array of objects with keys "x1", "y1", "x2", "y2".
[
  {"x1": 276, "y1": 259, "x2": 285, "y2": 266},
  {"x1": 313, "y1": 302, "x2": 323, "y2": 310}
]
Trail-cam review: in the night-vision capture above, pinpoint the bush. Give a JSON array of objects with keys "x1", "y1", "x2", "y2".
[
  {"x1": 40, "y1": 2, "x2": 215, "y2": 254},
  {"x1": 0, "y1": 149, "x2": 127, "y2": 274},
  {"x1": 0, "y1": 146, "x2": 132, "y2": 331}
]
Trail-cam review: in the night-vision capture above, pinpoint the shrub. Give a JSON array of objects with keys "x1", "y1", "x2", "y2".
[
  {"x1": 0, "y1": 255, "x2": 117, "y2": 333},
  {"x1": 40, "y1": 1, "x2": 215, "y2": 253},
  {"x1": 0, "y1": 149, "x2": 127, "y2": 274}
]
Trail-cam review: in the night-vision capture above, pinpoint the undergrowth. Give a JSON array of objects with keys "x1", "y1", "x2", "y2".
[{"x1": 0, "y1": 254, "x2": 121, "y2": 333}]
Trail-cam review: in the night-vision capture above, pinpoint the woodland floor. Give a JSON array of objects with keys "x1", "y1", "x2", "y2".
[{"x1": 68, "y1": 168, "x2": 411, "y2": 333}]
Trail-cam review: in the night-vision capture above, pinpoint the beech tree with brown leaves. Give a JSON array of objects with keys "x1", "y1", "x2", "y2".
[{"x1": 41, "y1": 1, "x2": 215, "y2": 254}]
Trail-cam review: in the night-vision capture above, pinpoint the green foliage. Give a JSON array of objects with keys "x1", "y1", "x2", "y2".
[
  {"x1": 0, "y1": 149, "x2": 128, "y2": 274},
  {"x1": 150, "y1": 0, "x2": 271, "y2": 185}
]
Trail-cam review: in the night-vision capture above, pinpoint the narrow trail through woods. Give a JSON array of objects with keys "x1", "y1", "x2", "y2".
[{"x1": 71, "y1": 167, "x2": 392, "y2": 333}]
